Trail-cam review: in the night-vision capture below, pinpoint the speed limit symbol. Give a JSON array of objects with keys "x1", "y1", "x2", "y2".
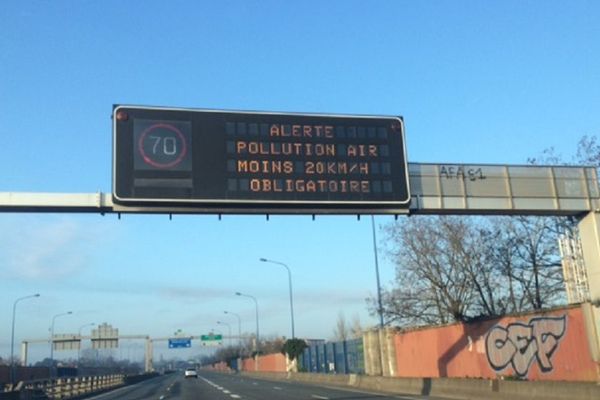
[{"x1": 133, "y1": 120, "x2": 192, "y2": 171}]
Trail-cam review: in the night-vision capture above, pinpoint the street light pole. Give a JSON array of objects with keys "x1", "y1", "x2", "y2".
[
  {"x1": 224, "y1": 311, "x2": 242, "y2": 346},
  {"x1": 49, "y1": 311, "x2": 73, "y2": 371},
  {"x1": 235, "y1": 292, "x2": 259, "y2": 353},
  {"x1": 371, "y1": 215, "x2": 384, "y2": 328},
  {"x1": 10, "y1": 293, "x2": 40, "y2": 385},
  {"x1": 259, "y1": 258, "x2": 295, "y2": 338},
  {"x1": 77, "y1": 323, "x2": 95, "y2": 366},
  {"x1": 217, "y1": 321, "x2": 232, "y2": 347}
]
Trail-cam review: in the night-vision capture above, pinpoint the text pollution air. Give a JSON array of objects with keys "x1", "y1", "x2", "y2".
[{"x1": 228, "y1": 122, "x2": 391, "y2": 195}]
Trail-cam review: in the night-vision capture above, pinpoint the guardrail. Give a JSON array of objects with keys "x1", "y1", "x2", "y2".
[
  {"x1": 2, "y1": 374, "x2": 124, "y2": 399},
  {"x1": 240, "y1": 371, "x2": 600, "y2": 400}
]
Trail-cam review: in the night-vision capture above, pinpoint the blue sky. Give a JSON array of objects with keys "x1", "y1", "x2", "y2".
[{"x1": 1, "y1": 1, "x2": 599, "y2": 363}]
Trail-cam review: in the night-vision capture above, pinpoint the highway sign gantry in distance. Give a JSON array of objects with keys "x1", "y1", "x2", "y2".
[
  {"x1": 200, "y1": 334, "x2": 223, "y2": 346},
  {"x1": 113, "y1": 105, "x2": 410, "y2": 214}
]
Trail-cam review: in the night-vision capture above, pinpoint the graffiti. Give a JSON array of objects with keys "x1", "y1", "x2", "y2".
[
  {"x1": 485, "y1": 316, "x2": 566, "y2": 377},
  {"x1": 439, "y1": 165, "x2": 486, "y2": 181}
]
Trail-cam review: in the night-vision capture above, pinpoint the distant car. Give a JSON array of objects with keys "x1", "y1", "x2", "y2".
[{"x1": 184, "y1": 367, "x2": 198, "y2": 378}]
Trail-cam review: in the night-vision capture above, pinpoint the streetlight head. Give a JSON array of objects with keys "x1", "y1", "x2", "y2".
[
  {"x1": 67, "y1": 311, "x2": 73, "y2": 315},
  {"x1": 34, "y1": 294, "x2": 41, "y2": 297},
  {"x1": 235, "y1": 292, "x2": 241, "y2": 296},
  {"x1": 259, "y1": 258, "x2": 267, "y2": 262}
]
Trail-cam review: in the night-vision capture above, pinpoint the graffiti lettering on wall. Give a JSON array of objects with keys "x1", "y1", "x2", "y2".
[
  {"x1": 485, "y1": 316, "x2": 566, "y2": 377},
  {"x1": 439, "y1": 165, "x2": 486, "y2": 181}
]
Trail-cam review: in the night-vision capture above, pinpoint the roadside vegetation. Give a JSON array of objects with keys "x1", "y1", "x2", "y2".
[{"x1": 370, "y1": 135, "x2": 599, "y2": 327}]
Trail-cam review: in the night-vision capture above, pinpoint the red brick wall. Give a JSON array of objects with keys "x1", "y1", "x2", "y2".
[
  {"x1": 240, "y1": 353, "x2": 286, "y2": 372},
  {"x1": 393, "y1": 305, "x2": 599, "y2": 381}
]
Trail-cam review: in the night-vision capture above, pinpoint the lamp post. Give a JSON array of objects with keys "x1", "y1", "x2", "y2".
[
  {"x1": 216, "y1": 321, "x2": 232, "y2": 347},
  {"x1": 235, "y1": 292, "x2": 259, "y2": 352},
  {"x1": 224, "y1": 311, "x2": 242, "y2": 346},
  {"x1": 371, "y1": 215, "x2": 384, "y2": 327},
  {"x1": 10, "y1": 293, "x2": 40, "y2": 385},
  {"x1": 259, "y1": 258, "x2": 295, "y2": 338},
  {"x1": 77, "y1": 323, "x2": 95, "y2": 366},
  {"x1": 49, "y1": 311, "x2": 73, "y2": 370}
]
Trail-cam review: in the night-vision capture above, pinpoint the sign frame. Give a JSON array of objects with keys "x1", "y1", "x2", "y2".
[{"x1": 112, "y1": 105, "x2": 411, "y2": 214}]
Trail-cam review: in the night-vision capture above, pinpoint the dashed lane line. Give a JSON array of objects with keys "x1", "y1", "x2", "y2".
[{"x1": 199, "y1": 376, "x2": 241, "y2": 399}]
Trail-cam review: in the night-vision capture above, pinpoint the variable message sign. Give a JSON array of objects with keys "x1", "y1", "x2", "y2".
[{"x1": 113, "y1": 106, "x2": 410, "y2": 213}]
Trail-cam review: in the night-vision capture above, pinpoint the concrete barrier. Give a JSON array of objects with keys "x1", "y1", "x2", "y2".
[{"x1": 240, "y1": 371, "x2": 600, "y2": 400}]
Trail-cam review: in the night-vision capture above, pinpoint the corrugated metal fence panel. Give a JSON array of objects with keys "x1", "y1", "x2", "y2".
[
  {"x1": 325, "y1": 343, "x2": 335, "y2": 373},
  {"x1": 310, "y1": 346, "x2": 319, "y2": 372},
  {"x1": 346, "y1": 338, "x2": 365, "y2": 374},
  {"x1": 300, "y1": 348, "x2": 310, "y2": 372},
  {"x1": 300, "y1": 338, "x2": 365, "y2": 375},
  {"x1": 317, "y1": 344, "x2": 327, "y2": 372},
  {"x1": 334, "y1": 341, "x2": 347, "y2": 374}
]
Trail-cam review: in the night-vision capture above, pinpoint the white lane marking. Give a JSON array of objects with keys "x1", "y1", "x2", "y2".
[
  {"x1": 86, "y1": 377, "x2": 169, "y2": 400},
  {"x1": 252, "y1": 382, "x2": 258, "y2": 385},
  {"x1": 273, "y1": 386, "x2": 282, "y2": 390},
  {"x1": 159, "y1": 396, "x2": 165, "y2": 400},
  {"x1": 199, "y1": 376, "x2": 240, "y2": 399},
  {"x1": 311, "y1": 396, "x2": 330, "y2": 400}
]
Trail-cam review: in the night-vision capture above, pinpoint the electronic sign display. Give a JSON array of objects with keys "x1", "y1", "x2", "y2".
[{"x1": 113, "y1": 105, "x2": 410, "y2": 212}]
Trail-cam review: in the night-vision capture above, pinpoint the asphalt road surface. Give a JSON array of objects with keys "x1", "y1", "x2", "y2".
[{"x1": 87, "y1": 371, "x2": 448, "y2": 400}]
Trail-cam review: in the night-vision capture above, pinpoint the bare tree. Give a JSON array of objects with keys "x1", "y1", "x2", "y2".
[
  {"x1": 332, "y1": 311, "x2": 349, "y2": 341},
  {"x1": 350, "y1": 313, "x2": 363, "y2": 339},
  {"x1": 482, "y1": 217, "x2": 566, "y2": 312},
  {"x1": 376, "y1": 216, "x2": 485, "y2": 326},
  {"x1": 373, "y1": 134, "x2": 596, "y2": 328},
  {"x1": 375, "y1": 215, "x2": 567, "y2": 328},
  {"x1": 576, "y1": 135, "x2": 600, "y2": 166}
]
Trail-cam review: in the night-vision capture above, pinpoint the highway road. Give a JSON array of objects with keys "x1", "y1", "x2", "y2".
[{"x1": 87, "y1": 371, "x2": 446, "y2": 400}]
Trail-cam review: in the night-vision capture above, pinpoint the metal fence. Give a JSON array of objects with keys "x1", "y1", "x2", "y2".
[
  {"x1": 299, "y1": 338, "x2": 364, "y2": 374},
  {"x1": 1, "y1": 373, "x2": 158, "y2": 399}
]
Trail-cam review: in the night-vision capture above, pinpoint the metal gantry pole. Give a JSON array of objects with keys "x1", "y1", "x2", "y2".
[{"x1": 10, "y1": 294, "x2": 40, "y2": 385}]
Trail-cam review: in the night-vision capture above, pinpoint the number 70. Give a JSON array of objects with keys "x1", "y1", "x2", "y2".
[{"x1": 149, "y1": 135, "x2": 178, "y2": 155}]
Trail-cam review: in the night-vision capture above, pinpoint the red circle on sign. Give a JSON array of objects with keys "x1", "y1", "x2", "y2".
[{"x1": 138, "y1": 123, "x2": 188, "y2": 169}]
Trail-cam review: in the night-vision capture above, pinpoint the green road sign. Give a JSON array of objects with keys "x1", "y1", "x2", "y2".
[
  {"x1": 200, "y1": 334, "x2": 223, "y2": 346},
  {"x1": 201, "y1": 334, "x2": 223, "y2": 341}
]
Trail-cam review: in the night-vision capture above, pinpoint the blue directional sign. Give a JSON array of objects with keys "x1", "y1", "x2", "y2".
[{"x1": 168, "y1": 338, "x2": 192, "y2": 348}]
